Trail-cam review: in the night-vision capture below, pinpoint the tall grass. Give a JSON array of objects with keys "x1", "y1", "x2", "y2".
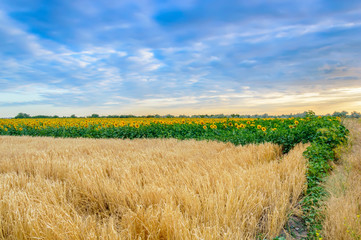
[
  {"x1": 0, "y1": 136, "x2": 308, "y2": 239},
  {"x1": 322, "y1": 119, "x2": 361, "y2": 240}
]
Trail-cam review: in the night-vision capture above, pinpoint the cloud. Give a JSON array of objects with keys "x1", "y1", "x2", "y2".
[
  {"x1": 128, "y1": 48, "x2": 163, "y2": 71},
  {"x1": 1, "y1": 1, "x2": 361, "y2": 117}
]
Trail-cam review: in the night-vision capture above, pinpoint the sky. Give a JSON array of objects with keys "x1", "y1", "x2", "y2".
[{"x1": 1, "y1": 0, "x2": 361, "y2": 117}]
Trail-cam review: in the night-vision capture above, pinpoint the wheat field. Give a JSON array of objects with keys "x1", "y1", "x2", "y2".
[{"x1": 0, "y1": 136, "x2": 308, "y2": 240}]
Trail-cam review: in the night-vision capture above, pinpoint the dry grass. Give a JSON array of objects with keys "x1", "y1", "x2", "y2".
[
  {"x1": 322, "y1": 119, "x2": 361, "y2": 240},
  {"x1": 0, "y1": 136, "x2": 308, "y2": 240}
]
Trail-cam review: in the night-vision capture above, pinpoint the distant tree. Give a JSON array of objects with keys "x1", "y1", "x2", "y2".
[
  {"x1": 15, "y1": 113, "x2": 31, "y2": 119},
  {"x1": 299, "y1": 111, "x2": 308, "y2": 118},
  {"x1": 214, "y1": 114, "x2": 226, "y2": 118},
  {"x1": 90, "y1": 114, "x2": 99, "y2": 118},
  {"x1": 70, "y1": 114, "x2": 77, "y2": 118},
  {"x1": 332, "y1": 111, "x2": 348, "y2": 118},
  {"x1": 350, "y1": 111, "x2": 361, "y2": 118},
  {"x1": 33, "y1": 115, "x2": 51, "y2": 118},
  {"x1": 306, "y1": 110, "x2": 315, "y2": 117}
]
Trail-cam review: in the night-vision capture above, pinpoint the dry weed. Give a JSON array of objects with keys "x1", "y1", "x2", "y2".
[{"x1": 322, "y1": 119, "x2": 361, "y2": 240}]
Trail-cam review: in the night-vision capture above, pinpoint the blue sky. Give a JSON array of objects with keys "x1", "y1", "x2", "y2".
[{"x1": 1, "y1": 0, "x2": 361, "y2": 117}]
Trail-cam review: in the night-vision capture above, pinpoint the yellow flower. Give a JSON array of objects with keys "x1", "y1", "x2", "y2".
[
  {"x1": 203, "y1": 125, "x2": 207, "y2": 130},
  {"x1": 246, "y1": 121, "x2": 251, "y2": 124},
  {"x1": 294, "y1": 120, "x2": 299, "y2": 125},
  {"x1": 5, "y1": 128, "x2": 8, "y2": 131},
  {"x1": 261, "y1": 127, "x2": 266, "y2": 132},
  {"x1": 289, "y1": 125, "x2": 293, "y2": 129},
  {"x1": 257, "y1": 125, "x2": 262, "y2": 129},
  {"x1": 135, "y1": 123, "x2": 140, "y2": 128},
  {"x1": 357, "y1": 214, "x2": 360, "y2": 218}
]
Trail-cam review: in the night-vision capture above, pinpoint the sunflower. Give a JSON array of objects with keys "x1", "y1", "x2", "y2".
[
  {"x1": 135, "y1": 123, "x2": 140, "y2": 128},
  {"x1": 261, "y1": 127, "x2": 266, "y2": 132},
  {"x1": 203, "y1": 125, "x2": 207, "y2": 130},
  {"x1": 257, "y1": 125, "x2": 262, "y2": 129}
]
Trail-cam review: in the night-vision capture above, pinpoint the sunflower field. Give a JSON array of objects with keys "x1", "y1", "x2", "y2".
[{"x1": 0, "y1": 116, "x2": 346, "y2": 153}]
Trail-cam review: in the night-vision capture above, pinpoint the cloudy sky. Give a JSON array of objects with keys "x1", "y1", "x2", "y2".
[{"x1": 1, "y1": 0, "x2": 361, "y2": 117}]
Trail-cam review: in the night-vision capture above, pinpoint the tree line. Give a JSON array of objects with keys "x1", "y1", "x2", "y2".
[{"x1": 12, "y1": 110, "x2": 361, "y2": 119}]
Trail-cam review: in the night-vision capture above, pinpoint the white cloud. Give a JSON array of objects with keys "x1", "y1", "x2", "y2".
[
  {"x1": 240, "y1": 60, "x2": 257, "y2": 64},
  {"x1": 0, "y1": 10, "x2": 54, "y2": 57},
  {"x1": 128, "y1": 48, "x2": 163, "y2": 71},
  {"x1": 205, "y1": 20, "x2": 361, "y2": 45},
  {"x1": 0, "y1": 84, "x2": 75, "y2": 103}
]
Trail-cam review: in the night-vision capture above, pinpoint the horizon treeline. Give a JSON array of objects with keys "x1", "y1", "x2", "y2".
[{"x1": 10, "y1": 110, "x2": 361, "y2": 119}]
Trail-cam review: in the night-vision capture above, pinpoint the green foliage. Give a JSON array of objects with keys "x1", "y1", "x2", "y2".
[
  {"x1": 14, "y1": 112, "x2": 31, "y2": 118},
  {"x1": 300, "y1": 119, "x2": 349, "y2": 238}
]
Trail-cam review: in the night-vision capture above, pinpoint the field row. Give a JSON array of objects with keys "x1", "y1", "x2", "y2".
[{"x1": 0, "y1": 116, "x2": 347, "y2": 153}]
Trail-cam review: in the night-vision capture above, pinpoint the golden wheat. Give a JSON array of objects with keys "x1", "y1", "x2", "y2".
[
  {"x1": 322, "y1": 119, "x2": 361, "y2": 240},
  {"x1": 0, "y1": 136, "x2": 308, "y2": 240}
]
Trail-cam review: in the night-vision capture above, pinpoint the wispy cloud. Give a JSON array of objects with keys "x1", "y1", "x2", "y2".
[{"x1": 128, "y1": 48, "x2": 163, "y2": 71}]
